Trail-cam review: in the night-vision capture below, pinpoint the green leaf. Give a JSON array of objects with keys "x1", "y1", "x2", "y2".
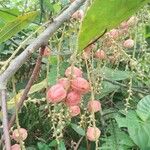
[
  {"x1": 0, "y1": 8, "x2": 20, "y2": 28},
  {"x1": 78, "y1": 0, "x2": 149, "y2": 51},
  {"x1": 37, "y1": 142, "x2": 50, "y2": 150},
  {"x1": 136, "y1": 95, "x2": 150, "y2": 121},
  {"x1": 53, "y1": 2, "x2": 61, "y2": 14},
  {"x1": 115, "y1": 114, "x2": 128, "y2": 128},
  {"x1": 48, "y1": 65, "x2": 57, "y2": 85},
  {"x1": 58, "y1": 140, "x2": 66, "y2": 150},
  {"x1": 0, "y1": 11, "x2": 38, "y2": 44},
  {"x1": 127, "y1": 119, "x2": 150, "y2": 149},
  {"x1": 101, "y1": 122, "x2": 134, "y2": 150},
  {"x1": 48, "y1": 61, "x2": 69, "y2": 85},
  {"x1": 26, "y1": 147, "x2": 36, "y2": 150},
  {"x1": 116, "y1": 110, "x2": 150, "y2": 150},
  {"x1": 43, "y1": 0, "x2": 54, "y2": 12},
  {"x1": 71, "y1": 123, "x2": 85, "y2": 136},
  {"x1": 49, "y1": 140, "x2": 57, "y2": 147},
  {"x1": 0, "y1": 80, "x2": 46, "y2": 121},
  {"x1": 99, "y1": 67, "x2": 131, "y2": 81},
  {"x1": 0, "y1": 8, "x2": 19, "y2": 22},
  {"x1": 49, "y1": 56, "x2": 57, "y2": 64},
  {"x1": 29, "y1": 79, "x2": 47, "y2": 95}
]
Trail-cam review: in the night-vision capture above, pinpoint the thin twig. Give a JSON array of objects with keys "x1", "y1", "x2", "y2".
[
  {"x1": 0, "y1": 0, "x2": 86, "y2": 85},
  {"x1": 0, "y1": 89, "x2": 11, "y2": 150},
  {"x1": 0, "y1": 47, "x2": 45, "y2": 147},
  {"x1": 103, "y1": 78, "x2": 149, "y2": 95},
  {"x1": 0, "y1": 2, "x2": 86, "y2": 149},
  {"x1": 74, "y1": 136, "x2": 84, "y2": 150},
  {"x1": 8, "y1": 46, "x2": 45, "y2": 129},
  {"x1": 0, "y1": 26, "x2": 44, "y2": 74}
]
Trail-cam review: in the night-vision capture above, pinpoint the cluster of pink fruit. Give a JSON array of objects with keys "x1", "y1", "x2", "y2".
[
  {"x1": 106, "y1": 16, "x2": 136, "y2": 48},
  {"x1": 83, "y1": 16, "x2": 137, "y2": 62},
  {"x1": 11, "y1": 128, "x2": 28, "y2": 150},
  {"x1": 47, "y1": 66, "x2": 101, "y2": 141},
  {"x1": 47, "y1": 66, "x2": 90, "y2": 117},
  {"x1": 83, "y1": 44, "x2": 108, "y2": 61}
]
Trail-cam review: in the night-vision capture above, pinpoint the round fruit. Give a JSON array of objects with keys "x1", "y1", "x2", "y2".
[
  {"x1": 106, "y1": 29, "x2": 119, "y2": 39},
  {"x1": 123, "y1": 39, "x2": 134, "y2": 48},
  {"x1": 69, "y1": 105, "x2": 80, "y2": 117},
  {"x1": 86, "y1": 127, "x2": 101, "y2": 141},
  {"x1": 72, "y1": 10, "x2": 84, "y2": 21},
  {"x1": 58, "y1": 78, "x2": 70, "y2": 90},
  {"x1": 95, "y1": 50, "x2": 106, "y2": 60},
  {"x1": 12, "y1": 128, "x2": 28, "y2": 142},
  {"x1": 120, "y1": 21, "x2": 128, "y2": 29},
  {"x1": 65, "y1": 91, "x2": 81, "y2": 106},
  {"x1": 11, "y1": 144, "x2": 21, "y2": 150},
  {"x1": 47, "y1": 84, "x2": 67, "y2": 103},
  {"x1": 87, "y1": 100, "x2": 101, "y2": 113},
  {"x1": 65, "y1": 66, "x2": 83, "y2": 78},
  {"x1": 77, "y1": 10, "x2": 84, "y2": 20},
  {"x1": 43, "y1": 47, "x2": 51, "y2": 57},
  {"x1": 82, "y1": 45, "x2": 93, "y2": 59},
  {"x1": 71, "y1": 77, "x2": 90, "y2": 94}
]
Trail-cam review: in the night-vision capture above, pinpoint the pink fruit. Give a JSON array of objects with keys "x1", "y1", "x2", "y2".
[
  {"x1": 82, "y1": 45, "x2": 93, "y2": 59},
  {"x1": 69, "y1": 106, "x2": 80, "y2": 117},
  {"x1": 72, "y1": 11, "x2": 78, "y2": 19},
  {"x1": 106, "y1": 29, "x2": 119, "y2": 39},
  {"x1": 65, "y1": 91, "x2": 81, "y2": 106},
  {"x1": 95, "y1": 50, "x2": 106, "y2": 60},
  {"x1": 43, "y1": 47, "x2": 51, "y2": 57},
  {"x1": 58, "y1": 78, "x2": 70, "y2": 90},
  {"x1": 65, "y1": 66, "x2": 83, "y2": 78},
  {"x1": 47, "y1": 84, "x2": 67, "y2": 103},
  {"x1": 71, "y1": 77, "x2": 90, "y2": 94},
  {"x1": 120, "y1": 21, "x2": 128, "y2": 29},
  {"x1": 87, "y1": 100, "x2": 101, "y2": 113},
  {"x1": 109, "y1": 55, "x2": 116, "y2": 64},
  {"x1": 84, "y1": 44, "x2": 95, "y2": 52},
  {"x1": 78, "y1": 10, "x2": 84, "y2": 20},
  {"x1": 123, "y1": 39, "x2": 134, "y2": 48},
  {"x1": 72, "y1": 10, "x2": 84, "y2": 21},
  {"x1": 12, "y1": 128, "x2": 28, "y2": 142},
  {"x1": 11, "y1": 144, "x2": 21, "y2": 150},
  {"x1": 86, "y1": 127, "x2": 101, "y2": 141}
]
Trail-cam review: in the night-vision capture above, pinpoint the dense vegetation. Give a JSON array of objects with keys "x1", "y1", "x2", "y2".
[{"x1": 0, "y1": 0, "x2": 150, "y2": 150}]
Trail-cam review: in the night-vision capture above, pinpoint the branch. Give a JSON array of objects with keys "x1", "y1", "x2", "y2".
[
  {"x1": 0, "y1": 1, "x2": 86, "y2": 149},
  {"x1": 0, "y1": 0, "x2": 86, "y2": 86},
  {"x1": 103, "y1": 78, "x2": 150, "y2": 95},
  {"x1": 8, "y1": 46, "x2": 44, "y2": 129},
  {"x1": 74, "y1": 136, "x2": 84, "y2": 150},
  {"x1": 0, "y1": 46, "x2": 44, "y2": 146},
  {"x1": 0, "y1": 89, "x2": 11, "y2": 150}
]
